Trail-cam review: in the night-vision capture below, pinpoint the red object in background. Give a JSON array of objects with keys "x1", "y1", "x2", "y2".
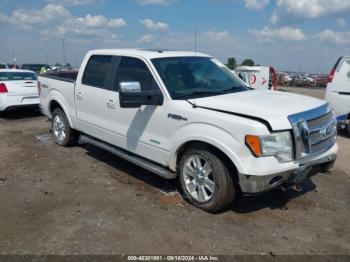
[
  {"x1": 270, "y1": 67, "x2": 277, "y2": 91},
  {"x1": 328, "y1": 57, "x2": 342, "y2": 83}
]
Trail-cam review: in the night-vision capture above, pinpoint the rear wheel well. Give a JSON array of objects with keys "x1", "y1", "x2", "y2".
[
  {"x1": 49, "y1": 100, "x2": 62, "y2": 115},
  {"x1": 176, "y1": 141, "x2": 240, "y2": 184}
]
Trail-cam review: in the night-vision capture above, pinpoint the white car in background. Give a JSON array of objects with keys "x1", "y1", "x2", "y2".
[
  {"x1": 325, "y1": 56, "x2": 350, "y2": 134},
  {"x1": 0, "y1": 69, "x2": 39, "y2": 112}
]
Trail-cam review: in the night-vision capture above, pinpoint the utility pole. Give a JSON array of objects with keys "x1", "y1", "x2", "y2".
[
  {"x1": 62, "y1": 38, "x2": 66, "y2": 66},
  {"x1": 194, "y1": 25, "x2": 197, "y2": 56},
  {"x1": 12, "y1": 51, "x2": 16, "y2": 65}
]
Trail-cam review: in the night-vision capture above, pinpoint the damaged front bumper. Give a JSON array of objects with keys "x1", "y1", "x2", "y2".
[{"x1": 239, "y1": 151, "x2": 337, "y2": 194}]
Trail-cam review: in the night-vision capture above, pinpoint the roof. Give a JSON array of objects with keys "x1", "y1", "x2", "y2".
[
  {"x1": 0, "y1": 69, "x2": 37, "y2": 74},
  {"x1": 88, "y1": 48, "x2": 211, "y2": 59}
]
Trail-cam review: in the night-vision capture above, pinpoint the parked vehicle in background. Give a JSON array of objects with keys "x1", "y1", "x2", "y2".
[
  {"x1": 7, "y1": 64, "x2": 20, "y2": 69},
  {"x1": 21, "y1": 64, "x2": 50, "y2": 74},
  {"x1": 0, "y1": 69, "x2": 39, "y2": 111},
  {"x1": 39, "y1": 49, "x2": 338, "y2": 212},
  {"x1": 314, "y1": 75, "x2": 328, "y2": 88},
  {"x1": 325, "y1": 56, "x2": 350, "y2": 134},
  {"x1": 0, "y1": 64, "x2": 20, "y2": 69},
  {"x1": 235, "y1": 66, "x2": 277, "y2": 90},
  {"x1": 278, "y1": 73, "x2": 292, "y2": 86}
]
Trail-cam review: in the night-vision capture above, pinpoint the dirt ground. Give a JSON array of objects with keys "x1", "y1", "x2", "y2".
[{"x1": 0, "y1": 87, "x2": 349, "y2": 255}]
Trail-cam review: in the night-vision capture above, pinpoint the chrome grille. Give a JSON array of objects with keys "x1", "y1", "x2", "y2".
[
  {"x1": 288, "y1": 104, "x2": 337, "y2": 160},
  {"x1": 311, "y1": 136, "x2": 336, "y2": 154},
  {"x1": 307, "y1": 111, "x2": 333, "y2": 129}
]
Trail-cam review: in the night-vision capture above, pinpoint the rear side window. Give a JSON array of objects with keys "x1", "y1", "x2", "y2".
[
  {"x1": 115, "y1": 57, "x2": 158, "y2": 91},
  {"x1": 0, "y1": 72, "x2": 37, "y2": 81},
  {"x1": 82, "y1": 55, "x2": 113, "y2": 88}
]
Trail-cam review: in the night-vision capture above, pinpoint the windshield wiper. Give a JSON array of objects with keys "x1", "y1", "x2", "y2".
[
  {"x1": 176, "y1": 87, "x2": 248, "y2": 99},
  {"x1": 176, "y1": 91, "x2": 220, "y2": 99},
  {"x1": 217, "y1": 87, "x2": 247, "y2": 94}
]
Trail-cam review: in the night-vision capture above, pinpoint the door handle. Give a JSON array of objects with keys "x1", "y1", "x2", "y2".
[
  {"x1": 76, "y1": 91, "x2": 84, "y2": 100},
  {"x1": 107, "y1": 99, "x2": 116, "y2": 108}
]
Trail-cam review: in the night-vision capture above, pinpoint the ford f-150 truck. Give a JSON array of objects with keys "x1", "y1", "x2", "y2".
[{"x1": 38, "y1": 49, "x2": 338, "y2": 212}]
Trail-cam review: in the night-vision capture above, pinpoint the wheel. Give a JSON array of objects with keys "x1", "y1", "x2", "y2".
[
  {"x1": 178, "y1": 145, "x2": 237, "y2": 213},
  {"x1": 51, "y1": 108, "x2": 78, "y2": 146},
  {"x1": 347, "y1": 123, "x2": 350, "y2": 137}
]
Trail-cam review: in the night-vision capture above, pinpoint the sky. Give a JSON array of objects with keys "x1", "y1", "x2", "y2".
[{"x1": 0, "y1": 0, "x2": 350, "y2": 73}]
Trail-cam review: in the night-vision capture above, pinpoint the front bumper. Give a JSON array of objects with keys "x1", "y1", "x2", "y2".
[{"x1": 239, "y1": 146, "x2": 337, "y2": 194}]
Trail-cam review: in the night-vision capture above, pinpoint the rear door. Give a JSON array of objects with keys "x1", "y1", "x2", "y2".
[
  {"x1": 75, "y1": 55, "x2": 119, "y2": 140},
  {"x1": 75, "y1": 55, "x2": 168, "y2": 165}
]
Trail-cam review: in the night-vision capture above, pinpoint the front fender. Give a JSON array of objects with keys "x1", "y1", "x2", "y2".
[{"x1": 168, "y1": 123, "x2": 247, "y2": 174}]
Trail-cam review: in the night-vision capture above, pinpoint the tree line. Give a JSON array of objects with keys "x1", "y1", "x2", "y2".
[{"x1": 225, "y1": 57, "x2": 256, "y2": 70}]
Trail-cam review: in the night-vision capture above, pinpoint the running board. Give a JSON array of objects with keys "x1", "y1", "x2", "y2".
[{"x1": 79, "y1": 134, "x2": 177, "y2": 180}]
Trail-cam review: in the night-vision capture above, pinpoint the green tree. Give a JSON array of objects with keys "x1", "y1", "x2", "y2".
[
  {"x1": 54, "y1": 63, "x2": 63, "y2": 67},
  {"x1": 226, "y1": 57, "x2": 237, "y2": 70},
  {"x1": 241, "y1": 59, "x2": 255, "y2": 66}
]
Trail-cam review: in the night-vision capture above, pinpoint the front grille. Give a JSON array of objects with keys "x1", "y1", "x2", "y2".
[
  {"x1": 288, "y1": 104, "x2": 337, "y2": 160},
  {"x1": 311, "y1": 136, "x2": 336, "y2": 154},
  {"x1": 307, "y1": 111, "x2": 333, "y2": 129}
]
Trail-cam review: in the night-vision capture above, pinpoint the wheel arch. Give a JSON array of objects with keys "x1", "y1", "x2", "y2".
[
  {"x1": 47, "y1": 91, "x2": 77, "y2": 129},
  {"x1": 172, "y1": 140, "x2": 241, "y2": 184}
]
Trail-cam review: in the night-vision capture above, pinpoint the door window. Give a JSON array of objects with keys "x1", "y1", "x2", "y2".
[
  {"x1": 82, "y1": 55, "x2": 113, "y2": 88},
  {"x1": 115, "y1": 57, "x2": 159, "y2": 91}
]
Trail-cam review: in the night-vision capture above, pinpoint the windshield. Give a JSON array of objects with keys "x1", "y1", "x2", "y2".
[
  {"x1": 152, "y1": 56, "x2": 249, "y2": 99},
  {"x1": 0, "y1": 72, "x2": 37, "y2": 81}
]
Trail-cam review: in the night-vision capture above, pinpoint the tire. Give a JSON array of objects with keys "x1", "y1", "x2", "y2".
[
  {"x1": 51, "y1": 108, "x2": 78, "y2": 146},
  {"x1": 347, "y1": 123, "x2": 350, "y2": 137},
  {"x1": 178, "y1": 145, "x2": 237, "y2": 213}
]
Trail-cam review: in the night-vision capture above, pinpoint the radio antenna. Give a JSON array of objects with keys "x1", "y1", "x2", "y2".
[{"x1": 192, "y1": 24, "x2": 198, "y2": 108}]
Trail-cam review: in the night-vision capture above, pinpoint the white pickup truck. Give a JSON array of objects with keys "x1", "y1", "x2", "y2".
[{"x1": 39, "y1": 49, "x2": 338, "y2": 212}]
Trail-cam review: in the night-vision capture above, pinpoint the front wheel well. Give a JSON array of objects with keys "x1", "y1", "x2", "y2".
[{"x1": 176, "y1": 141, "x2": 240, "y2": 183}]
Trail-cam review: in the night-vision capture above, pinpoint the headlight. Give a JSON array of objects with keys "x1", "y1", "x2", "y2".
[{"x1": 246, "y1": 131, "x2": 294, "y2": 163}]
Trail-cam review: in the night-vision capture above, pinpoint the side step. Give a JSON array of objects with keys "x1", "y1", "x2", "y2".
[{"x1": 79, "y1": 134, "x2": 177, "y2": 180}]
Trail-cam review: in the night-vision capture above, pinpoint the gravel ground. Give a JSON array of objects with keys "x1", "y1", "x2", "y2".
[{"x1": 0, "y1": 87, "x2": 349, "y2": 255}]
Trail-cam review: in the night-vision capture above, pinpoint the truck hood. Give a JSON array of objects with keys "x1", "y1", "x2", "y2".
[{"x1": 188, "y1": 90, "x2": 326, "y2": 130}]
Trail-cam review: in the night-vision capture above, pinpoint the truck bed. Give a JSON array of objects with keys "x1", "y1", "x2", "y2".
[{"x1": 38, "y1": 73, "x2": 77, "y2": 125}]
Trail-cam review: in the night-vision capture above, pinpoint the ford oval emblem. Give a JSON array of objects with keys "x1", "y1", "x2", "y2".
[{"x1": 320, "y1": 122, "x2": 334, "y2": 138}]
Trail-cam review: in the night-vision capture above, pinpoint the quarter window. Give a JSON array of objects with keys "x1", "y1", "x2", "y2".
[
  {"x1": 82, "y1": 55, "x2": 113, "y2": 88},
  {"x1": 115, "y1": 57, "x2": 158, "y2": 91}
]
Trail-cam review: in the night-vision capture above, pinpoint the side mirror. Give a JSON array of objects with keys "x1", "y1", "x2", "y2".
[{"x1": 119, "y1": 81, "x2": 164, "y2": 108}]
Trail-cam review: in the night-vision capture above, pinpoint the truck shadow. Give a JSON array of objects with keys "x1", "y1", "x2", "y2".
[
  {"x1": 0, "y1": 107, "x2": 42, "y2": 120},
  {"x1": 232, "y1": 178, "x2": 316, "y2": 213},
  {"x1": 83, "y1": 144, "x2": 177, "y2": 193},
  {"x1": 83, "y1": 143, "x2": 319, "y2": 213}
]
